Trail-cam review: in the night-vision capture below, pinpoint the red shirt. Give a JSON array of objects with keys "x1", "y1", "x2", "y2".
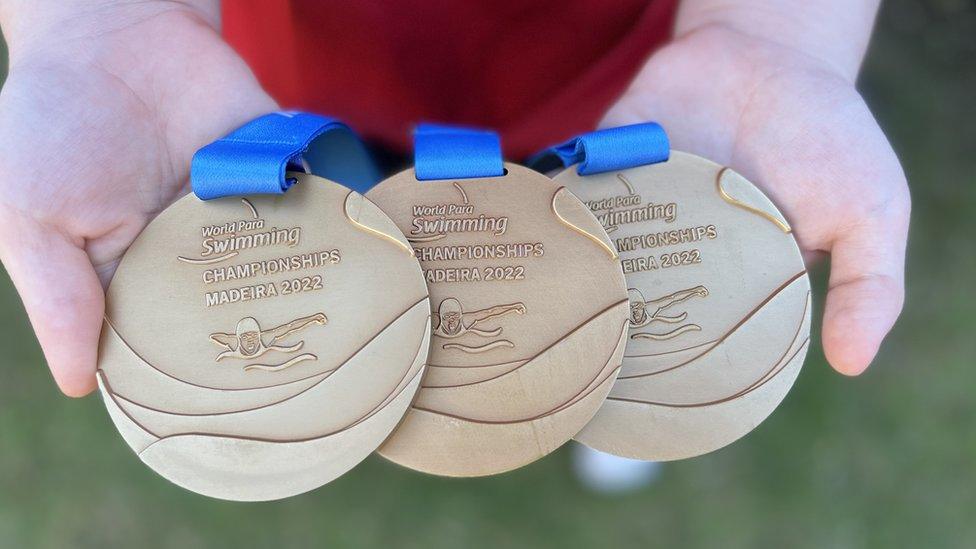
[{"x1": 223, "y1": 1, "x2": 677, "y2": 158}]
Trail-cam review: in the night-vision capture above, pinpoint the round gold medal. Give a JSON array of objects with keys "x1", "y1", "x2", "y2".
[
  {"x1": 556, "y1": 151, "x2": 811, "y2": 460},
  {"x1": 97, "y1": 175, "x2": 430, "y2": 500},
  {"x1": 367, "y1": 163, "x2": 629, "y2": 476}
]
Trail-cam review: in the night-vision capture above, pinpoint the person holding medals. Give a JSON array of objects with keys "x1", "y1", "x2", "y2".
[{"x1": 0, "y1": 0, "x2": 908, "y2": 490}]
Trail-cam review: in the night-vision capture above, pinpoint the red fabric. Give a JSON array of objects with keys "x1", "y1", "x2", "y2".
[{"x1": 223, "y1": 1, "x2": 677, "y2": 158}]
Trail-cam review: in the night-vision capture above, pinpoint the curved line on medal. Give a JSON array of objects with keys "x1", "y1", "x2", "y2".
[
  {"x1": 442, "y1": 340, "x2": 514, "y2": 353},
  {"x1": 719, "y1": 291, "x2": 810, "y2": 400},
  {"x1": 135, "y1": 323, "x2": 427, "y2": 448},
  {"x1": 551, "y1": 186, "x2": 618, "y2": 260},
  {"x1": 618, "y1": 270, "x2": 806, "y2": 379},
  {"x1": 342, "y1": 192, "x2": 414, "y2": 255},
  {"x1": 242, "y1": 353, "x2": 318, "y2": 372},
  {"x1": 175, "y1": 199, "x2": 259, "y2": 264},
  {"x1": 109, "y1": 307, "x2": 429, "y2": 421},
  {"x1": 427, "y1": 357, "x2": 528, "y2": 370},
  {"x1": 406, "y1": 233, "x2": 446, "y2": 243},
  {"x1": 103, "y1": 294, "x2": 429, "y2": 393},
  {"x1": 624, "y1": 338, "x2": 718, "y2": 359},
  {"x1": 453, "y1": 182, "x2": 469, "y2": 204},
  {"x1": 609, "y1": 291, "x2": 810, "y2": 408},
  {"x1": 631, "y1": 324, "x2": 702, "y2": 341},
  {"x1": 241, "y1": 198, "x2": 259, "y2": 219},
  {"x1": 421, "y1": 298, "x2": 627, "y2": 389},
  {"x1": 541, "y1": 319, "x2": 629, "y2": 417},
  {"x1": 177, "y1": 252, "x2": 239, "y2": 265},
  {"x1": 99, "y1": 370, "x2": 162, "y2": 440},
  {"x1": 616, "y1": 173, "x2": 637, "y2": 195},
  {"x1": 716, "y1": 167, "x2": 791, "y2": 233},
  {"x1": 609, "y1": 338, "x2": 809, "y2": 409},
  {"x1": 412, "y1": 318, "x2": 627, "y2": 424},
  {"x1": 105, "y1": 298, "x2": 428, "y2": 417}
]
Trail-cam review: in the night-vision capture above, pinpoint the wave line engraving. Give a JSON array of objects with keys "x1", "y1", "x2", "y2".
[
  {"x1": 632, "y1": 324, "x2": 701, "y2": 340},
  {"x1": 610, "y1": 291, "x2": 810, "y2": 407},
  {"x1": 104, "y1": 295, "x2": 428, "y2": 392},
  {"x1": 105, "y1": 298, "x2": 430, "y2": 419},
  {"x1": 618, "y1": 271, "x2": 806, "y2": 379},
  {"x1": 422, "y1": 299, "x2": 627, "y2": 390},
  {"x1": 443, "y1": 341, "x2": 514, "y2": 354},
  {"x1": 243, "y1": 354, "x2": 318, "y2": 372},
  {"x1": 413, "y1": 318, "x2": 628, "y2": 424},
  {"x1": 136, "y1": 319, "x2": 429, "y2": 448}
]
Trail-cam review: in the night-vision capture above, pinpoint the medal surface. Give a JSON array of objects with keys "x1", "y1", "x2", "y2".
[
  {"x1": 368, "y1": 163, "x2": 629, "y2": 476},
  {"x1": 556, "y1": 151, "x2": 811, "y2": 460},
  {"x1": 97, "y1": 175, "x2": 430, "y2": 500}
]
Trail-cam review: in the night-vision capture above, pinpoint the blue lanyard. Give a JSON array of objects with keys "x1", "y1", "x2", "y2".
[
  {"x1": 191, "y1": 111, "x2": 381, "y2": 199},
  {"x1": 528, "y1": 122, "x2": 670, "y2": 175},
  {"x1": 413, "y1": 123, "x2": 505, "y2": 180}
]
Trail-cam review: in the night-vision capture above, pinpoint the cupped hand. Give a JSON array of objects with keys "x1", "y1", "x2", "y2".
[
  {"x1": 0, "y1": 2, "x2": 276, "y2": 395},
  {"x1": 603, "y1": 24, "x2": 910, "y2": 375}
]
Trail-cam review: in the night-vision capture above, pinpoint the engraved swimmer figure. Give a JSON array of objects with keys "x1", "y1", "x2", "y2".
[
  {"x1": 432, "y1": 298, "x2": 526, "y2": 353},
  {"x1": 629, "y1": 286, "x2": 708, "y2": 341},
  {"x1": 209, "y1": 312, "x2": 327, "y2": 372}
]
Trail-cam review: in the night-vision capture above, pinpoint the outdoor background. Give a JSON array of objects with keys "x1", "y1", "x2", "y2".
[{"x1": 0, "y1": 1, "x2": 973, "y2": 547}]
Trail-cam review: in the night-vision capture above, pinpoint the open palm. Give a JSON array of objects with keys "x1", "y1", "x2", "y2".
[
  {"x1": 603, "y1": 26, "x2": 910, "y2": 375},
  {"x1": 0, "y1": 5, "x2": 275, "y2": 395}
]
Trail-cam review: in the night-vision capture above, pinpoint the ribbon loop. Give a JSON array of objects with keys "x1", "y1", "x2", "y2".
[
  {"x1": 414, "y1": 123, "x2": 505, "y2": 181},
  {"x1": 528, "y1": 122, "x2": 670, "y2": 175},
  {"x1": 191, "y1": 111, "x2": 380, "y2": 200}
]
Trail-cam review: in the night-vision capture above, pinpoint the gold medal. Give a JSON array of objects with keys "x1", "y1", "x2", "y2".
[
  {"x1": 97, "y1": 175, "x2": 430, "y2": 500},
  {"x1": 368, "y1": 163, "x2": 629, "y2": 476},
  {"x1": 555, "y1": 151, "x2": 811, "y2": 460}
]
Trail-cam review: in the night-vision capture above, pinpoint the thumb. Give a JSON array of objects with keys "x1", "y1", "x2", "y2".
[
  {"x1": 0, "y1": 217, "x2": 103, "y2": 396},
  {"x1": 822, "y1": 195, "x2": 910, "y2": 376}
]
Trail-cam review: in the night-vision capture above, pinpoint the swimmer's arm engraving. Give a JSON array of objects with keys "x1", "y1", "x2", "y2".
[
  {"x1": 629, "y1": 286, "x2": 709, "y2": 339},
  {"x1": 209, "y1": 332, "x2": 239, "y2": 350},
  {"x1": 266, "y1": 313, "x2": 327, "y2": 343},
  {"x1": 647, "y1": 286, "x2": 708, "y2": 319},
  {"x1": 463, "y1": 303, "x2": 526, "y2": 327}
]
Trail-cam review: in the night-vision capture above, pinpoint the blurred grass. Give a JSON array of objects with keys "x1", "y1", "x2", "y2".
[{"x1": 1, "y1": 1, "x2": 974, "y2": 547}]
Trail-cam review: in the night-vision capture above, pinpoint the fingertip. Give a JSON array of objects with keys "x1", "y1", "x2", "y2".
[
  {"x1": 822, "y1": 278, "x2": 902, "y2": 376},
  {"x1": 822, "y1": 324, "x2": 877, "y2": 376},
  {"x1": 52, "y1": 368, "x2": 98, "y2": 398}
]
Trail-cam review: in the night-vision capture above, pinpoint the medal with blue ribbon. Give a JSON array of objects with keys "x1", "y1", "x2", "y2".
[
  {"x1": 95, "y1": 112, "x2": 430, "y2": 501},
  {"x1": 368, "y1": 123, "x2": 629, "y2": 477},
  {"x1": 533, "y1": 123, "x2": 812, "y2": 462},
  {"x1": 191, "y1": 111, "x2": 381, "y2": 199}
]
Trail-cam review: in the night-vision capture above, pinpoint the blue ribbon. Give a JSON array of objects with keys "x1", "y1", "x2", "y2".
[
  {"x1": 527, "y1": 122, "x2": 670, "y2": 175},
  {"x1": 414, "y1": 123, "x2": 505, "y2": 180},
  {"x1": 191, "y1": 111, "x2": 381, "y2": 200}
]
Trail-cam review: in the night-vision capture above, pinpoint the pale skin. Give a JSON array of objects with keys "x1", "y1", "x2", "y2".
[{"x1": 0, "y1": 0, "x2": 908, "y2": 396}]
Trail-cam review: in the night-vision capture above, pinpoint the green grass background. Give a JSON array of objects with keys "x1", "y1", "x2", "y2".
[{"x1": 0, "y1": 1, "x2": 974, "y2": 547}]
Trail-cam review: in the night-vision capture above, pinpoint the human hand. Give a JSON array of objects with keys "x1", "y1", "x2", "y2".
[
  {"x1": 603, "y1": 2, "x2": 910, "y2": 375},
  {"x1": 0, "y1": 1, "x2": 276, "y2": 395}
]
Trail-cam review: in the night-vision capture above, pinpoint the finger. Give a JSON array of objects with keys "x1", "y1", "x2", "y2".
[
  {"x1": 822, "y1": 199, "x2": 909, "y2": 376},
  {"x1": 0, "y1": 219, "x2": 103, "y2": 396}
]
